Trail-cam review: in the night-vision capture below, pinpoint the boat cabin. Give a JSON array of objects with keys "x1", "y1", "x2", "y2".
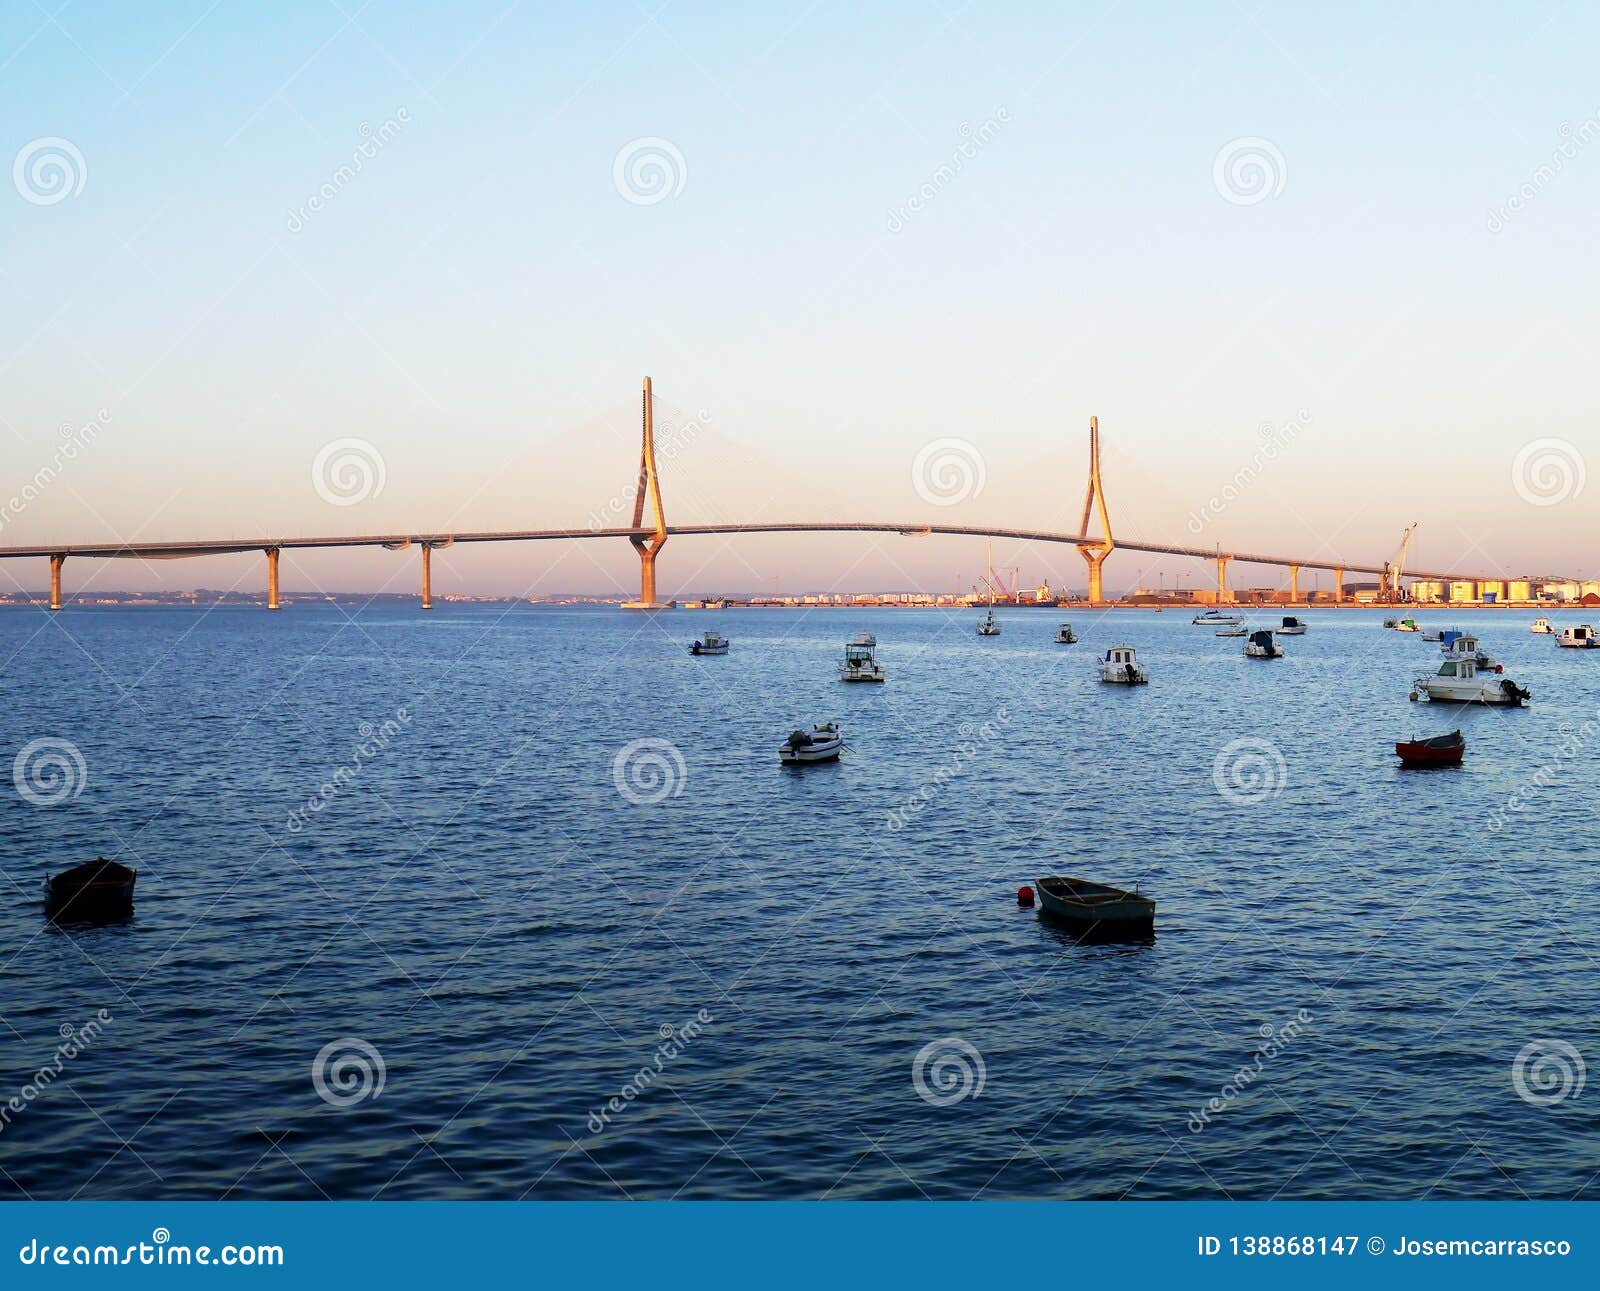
[
  {"x1": 1435, "y1": 658, "x2": 1481, "y2": 680},
  {"x1": 1559, "y1": 624, "x2": 1596, "y2": 646},
  {"x1": 1104, "y1": 647, "x2": 1138, "y2": 666}
]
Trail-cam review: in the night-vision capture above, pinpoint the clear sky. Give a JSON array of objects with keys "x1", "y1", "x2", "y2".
[{"x1": 3, "y1": 1, "x2": 1597, "y2": 598}]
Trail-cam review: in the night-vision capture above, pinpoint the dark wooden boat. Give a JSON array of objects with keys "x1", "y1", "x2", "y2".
[
  {"x1": 1035, "y1": 876, "x2": 1154, "y2": 935},
  {"x1": 42, "y1": 858, "x2": 136, "y2": 917},
  {"x1": 1395, "y1": 729, "x2": 1464, "y2": 767}
]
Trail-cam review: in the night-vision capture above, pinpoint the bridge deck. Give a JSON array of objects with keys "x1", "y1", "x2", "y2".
[{"x1": 0, "y1": 522, "x2": 1509, "y2": 582}]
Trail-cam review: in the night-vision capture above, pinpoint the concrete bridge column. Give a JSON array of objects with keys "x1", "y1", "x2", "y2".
[
  {"x1": 1332, "y1": 568, "x2": 1344, "y2": 604},
  {"x1": 1289, "y1": 564, "x2": 1299, "y2": 602},
  {"x1": 49, "y1": 554, "x2": 64, "y2": 611},
  {"x1": 266, "y1": 547, "x2": 281, "y2": 611},
  {"x1": 421, "y1": 544, "x2": 433, "y2": 610},
  {"x1": 1216, "y1": 556, "x2": 1231, "y2": 604}
]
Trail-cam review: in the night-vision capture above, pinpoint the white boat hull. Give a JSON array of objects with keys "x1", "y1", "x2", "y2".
[
  {"x1": 839, "y1": 667, "x2": 885, "y2": 682},
  {"x1": 1277, "y1": 626, "x2": 1306, "y2": 635},
  {"x1": 1098, "y1": 666, "x2": 1148, "y2": 684},
  {"x1": 1415, "y1": 679, "x2": 1526, "y2": 705},
  {"x1": 780, "y1": 741, "x2": 842, "y2": 763}
]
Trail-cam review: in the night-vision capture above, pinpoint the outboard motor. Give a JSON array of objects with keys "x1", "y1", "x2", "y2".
[{"x1": 1124, "y1": 662, "x2": 1137, "y2": 684}]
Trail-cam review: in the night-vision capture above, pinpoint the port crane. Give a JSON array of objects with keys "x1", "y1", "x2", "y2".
[{"x1": 1382, "y1": 522, "x2": 1418, "y2": 602}]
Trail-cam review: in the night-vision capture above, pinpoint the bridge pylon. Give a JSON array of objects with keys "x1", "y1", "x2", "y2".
[
  {"x1": 1077, "y1": 416, "x2": 1114, "y2": 604},
  {"x1": 622, "y1": 376, "x2": 671, "y2": 610}
]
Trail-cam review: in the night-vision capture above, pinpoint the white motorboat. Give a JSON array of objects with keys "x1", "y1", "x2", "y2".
[
  {"x1": 1421, "y1": 626, "x2": 1449, "y2": 642},
  {"x1": 1243, "y1": 629, "x2": 1283, "y2": 658},
  {"x1": 977, "y1": 541, "x2": 1001, "y2": 635},
  {"x1": 1412, "y1": 656, "x2": 1529, "y2": 706},
  {"x1": 1277, "y1": 616, "x2": 1307, "y2": 635},
  {"x1": 1531, "y1": 617, "x2": 1554, "y2": 634},
  {"x1": 1053, "y1": 621, "x2": 1077, "y2": 644},
  {"x1": 779, "y1": 723, "x2": 843, "y2": 764},
  {"x1": 839, "y1": 633, "x2": 886, "y2": 682},
  {"x1": 1098, "y1": 646, "x2": 1148, "y2": 685},
  {"x1": 1215, "y1": 626, "x2": 1246, "y2": 638},
  {"x1": 1442, "y1": 633, "x2": 1499, "y2": 671},
  {"x1": 688, "y1": 631, "x2": 729, "y2": 656},
  {"x1": 1556, "y1": 624, "x2": 1600, "y2": 649},
  {"x1": 1192, "y1": 609, "x2": 1242, "y2": 626}
]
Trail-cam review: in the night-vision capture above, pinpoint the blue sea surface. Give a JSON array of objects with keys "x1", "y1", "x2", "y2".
[{"x1": 1, "y1": 603, "x2": 1597, "y2": 1199}]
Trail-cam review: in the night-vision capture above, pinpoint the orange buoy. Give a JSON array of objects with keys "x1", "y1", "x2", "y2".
[{"x1": 1017, "y1": 885, "x2": 1035, "y2": 907}]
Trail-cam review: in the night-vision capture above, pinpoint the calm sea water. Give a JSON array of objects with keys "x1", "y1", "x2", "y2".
[{"x1": 2, "y1": 602, "x2": 1598, "y2": 1200}]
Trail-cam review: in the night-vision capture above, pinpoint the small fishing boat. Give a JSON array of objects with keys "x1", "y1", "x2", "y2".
[
  {"x1": 1557, "y1": 624, "x2": 1600, "y2": 649},
  {"x1": 1395, "y1": 729, "x2": 1464, "y2": 767},
  {"x1": 1243, "y1": 629, "x2": 1283, "y2": 658},
  {"x1": 839, "y1": 633, "x2": 886, "y2": 682},
  {"x1": 1035, "y1": 876, "x2": 1155, "y2": 936},
  {"x1": 1098, "y1": 646, "x2": 1148, "y2": 684},
  {"x1": 1441, "y1": 633, "x2": 1500, "y2": 672},
  {"x1": 1395, "y1": 618, "x2": 1419, "y2": 633},
  {"x1": 688, "y1": 631, "x2": 730, "y2": 656},
  {"x1": 1412, "y1": 657, "x2": 1529, "y2": 706},
  {"x1": 1215, "y1": 626, "x2": 1246, "y2": 638},
  {"x1": 1053, "y1": 622, "x2": 1077, "y2": 644},
  {"x1": 42, "y1": 858, "x2": 136, "y2": 917},
  {"x1": 1531, "y1": 617, "x2": 1554, "y2": 634},
  {"x1": 1420, "y1": 625, "x2": 1446, "y2": 641},
  {"x1": 1278, "y1": 616, "x2": 1307, "y2": 635},
  {"x1": 779, "y1": 723, "x2": 842, "y2": 764},
  {"x1": 1192, "y1": 609, "x2": 1242, "y2": 626}
]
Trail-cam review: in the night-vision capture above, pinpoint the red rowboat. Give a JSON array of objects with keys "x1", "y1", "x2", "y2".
[{"x1": 1395, "y1": 729, "x2": 1464, "y2": 767}]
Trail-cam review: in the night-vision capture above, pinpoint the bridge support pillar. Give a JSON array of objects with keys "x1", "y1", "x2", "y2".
[
  {"x1": 1080, "y1": 548, "x2": 1110, "y2": 604},
  {"x1": 1332, "y1": 568, "x2": 1344, "y2": 604},
  {"x1": 1216, "y1": 556, "x2": 1231, "y2": 604},
  {"x1": 1289, "y1": 564, "x2": 1300, "y2": 602},
  {"x1": 421, "y1": 544, "x2": 433, "y2": 610},
  {"x1": 49, "y1": 554, "x2": 64, "y2": 611},
  {"x1": 266, "y1": 547, "x2": 280, "y2": 611}
]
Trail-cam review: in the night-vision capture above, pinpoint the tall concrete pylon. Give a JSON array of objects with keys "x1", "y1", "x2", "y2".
[
  {"x1": 1077, "y1": 416, "x2": 1114, "y2": 604},
  {"x1": 622, "y1": 376, "x2": 671, "y2": 609}
]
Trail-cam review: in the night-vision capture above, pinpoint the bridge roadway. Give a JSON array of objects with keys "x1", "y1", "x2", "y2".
[{"x1": 0, "y1": 521, "x2": 1501, "y2": 583}]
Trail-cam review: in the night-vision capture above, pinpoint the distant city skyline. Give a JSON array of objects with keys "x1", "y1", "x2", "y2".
[{"x1": 4, "y1": 2, "x2": 1597, "y2": 598}]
